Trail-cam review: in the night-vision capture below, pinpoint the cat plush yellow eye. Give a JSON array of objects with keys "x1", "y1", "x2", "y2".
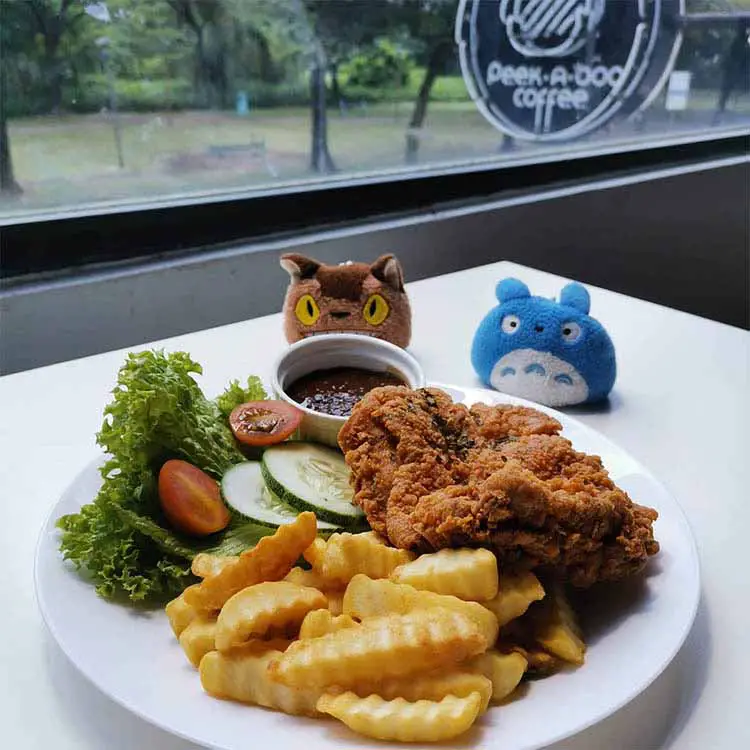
[
  {"x1": 295, "y1": 295, "x2": 320, "y2": 326},
  {"x1": 363, "y1": 294, "x2": 389, "y2": 326}
]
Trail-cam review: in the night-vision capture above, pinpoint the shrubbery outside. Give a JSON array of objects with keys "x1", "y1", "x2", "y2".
[{"x1": 1, "y1": 0, "x2": 748, "y2": 215}]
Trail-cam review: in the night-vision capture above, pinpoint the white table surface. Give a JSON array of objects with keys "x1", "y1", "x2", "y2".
[{"x1": 1, "y1": 260, "x2": 748, "y2": 750}]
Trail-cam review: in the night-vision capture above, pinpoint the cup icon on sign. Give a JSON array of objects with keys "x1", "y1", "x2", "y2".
[{"x1": 499, "y1": 0, "x2": 606, "y2": 58}]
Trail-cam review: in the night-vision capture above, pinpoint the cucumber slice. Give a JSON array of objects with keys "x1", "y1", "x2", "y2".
[
  {"x1": 221, "y1": 461, "x2": 339, "y2": 530},
  {"x1": 261, "y1": 443, "x2": 365, "y2": 527}
]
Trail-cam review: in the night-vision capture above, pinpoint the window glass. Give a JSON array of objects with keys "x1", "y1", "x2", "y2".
[{"x1": 1, "y1": 0, "x2": 748, "y2": 219}]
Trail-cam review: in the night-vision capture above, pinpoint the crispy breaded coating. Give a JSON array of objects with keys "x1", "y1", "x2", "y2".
[{"x1": 338, "y1": 387, "x2": 658, "y2": 587}]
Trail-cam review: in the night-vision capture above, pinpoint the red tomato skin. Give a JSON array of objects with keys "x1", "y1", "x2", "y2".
[
  {"x1": 229, "y1": 400, "x2": 303, "y2": 446},
  {"x1": 158, "y1": 460, "x2": 230, "y2": 537}
]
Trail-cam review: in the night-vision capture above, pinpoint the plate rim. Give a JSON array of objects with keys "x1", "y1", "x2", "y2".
[{"x1": 34, "y1": 383, "x2": 701, "y2": 750}]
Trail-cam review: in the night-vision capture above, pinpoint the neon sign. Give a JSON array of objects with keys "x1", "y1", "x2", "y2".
[{"x1": 457, "y1": 0, "x2": 685, "y2": 141}]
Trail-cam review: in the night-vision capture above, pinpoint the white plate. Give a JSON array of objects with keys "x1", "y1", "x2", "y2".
[{"x1": 35, "y1": 385, "x2": 700, "y2": 750}]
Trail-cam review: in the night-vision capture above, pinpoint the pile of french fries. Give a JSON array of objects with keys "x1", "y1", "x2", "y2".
[{"x1": 166, "y1": 512, "x2": 585, "y2": 743}]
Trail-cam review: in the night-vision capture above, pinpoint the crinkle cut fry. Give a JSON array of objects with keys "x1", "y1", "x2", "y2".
[
  {"x1": 299, "y1": 609, "x2": 358, "y2": 640},
  {"x1": 184, "y1": 512, "x2": 317, "y2": 611},
  {"x1": 269, "y1": 608, "x2": 486, "y2": 689},
  {"x1": 483, "y1": 571, "x2": 545, "y2": 627},
  {"x1": 215, "y1": 581, "x2": 327, "y2": 651},
  {"x1": 178, "y1": 616, "x2": 217, "y2": 667},
  {"x1": 360, "y1": 670, "x2": 492, "y2": 713},
  {"x1": 191, "y1": 553, "x2": 239, "y2": 579},
  {"x1": 307, "y1": 531, "x2": 414, "y2": 585},
  {"x1": 165, "y1": 585, "x2": 202, "y2": 638},
  {"x1": 467, "y1": 650, "x2": 528, "y2": 702},
  {"x1": 390, "y1": 547, "x2": 499, "y2": 601},
  {"x1": 343, "y1": 575, "x2": 499, "y2": 646},
  {"x1": 317, "y1": 691, "x2": 483, "y2": 742},
  {"x1": 200, "y1": 647, "x2": 321, "y2": 716}
]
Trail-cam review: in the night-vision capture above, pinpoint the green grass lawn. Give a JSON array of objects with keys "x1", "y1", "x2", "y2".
[
  {"x1": 3, "y1": 89, "x2": 749, "y2": 217},
  {"x1": 4, "y1": 103, "x2": 507, "y2": 212}
]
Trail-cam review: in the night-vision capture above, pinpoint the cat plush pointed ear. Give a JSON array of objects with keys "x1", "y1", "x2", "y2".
[
  {"x1": 280, "y1": 253, "x2": 321, "y2": 283},
  {"x1": 369, "y1": 254, "x2": 406, "y2": 292}
]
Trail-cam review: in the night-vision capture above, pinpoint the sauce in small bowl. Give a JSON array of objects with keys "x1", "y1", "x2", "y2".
[
  {"x1": 272, "y1": 334, "x2": 425, "y2": 447},
  {"x1": 286, "y1": 366, "x2": 406, "y2": 417}
]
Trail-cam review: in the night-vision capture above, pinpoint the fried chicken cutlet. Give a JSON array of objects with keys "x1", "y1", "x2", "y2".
[{"x1": 338, "y1": 387, "x2": 658, "y2": 587}]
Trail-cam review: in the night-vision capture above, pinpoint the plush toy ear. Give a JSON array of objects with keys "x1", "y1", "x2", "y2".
[
  {"x1": 559, "y1": 282, "x2": 590, "y2": 314},
  {"x1": 280, "y1": 253, "x2": 321, "y2": 282},
  {"x1": 370, "y1": 254, "x2": 405, "y2": 292},
  {"x1": 496, "y1": 278, "x2": 530, "y2": 303}
]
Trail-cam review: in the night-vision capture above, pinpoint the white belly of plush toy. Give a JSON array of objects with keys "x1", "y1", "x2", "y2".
[{"x1": 489, "y1": 348, "x2": 589, "y2": 407}]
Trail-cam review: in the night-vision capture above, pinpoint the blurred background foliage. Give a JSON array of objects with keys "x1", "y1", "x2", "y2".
[{"x1": 0, "y1": 0, "x2": 747, "y2": 199}]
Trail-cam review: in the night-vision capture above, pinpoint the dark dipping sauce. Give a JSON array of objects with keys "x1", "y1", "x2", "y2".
[{"x1": 286, "y1": 366, "x2": 406, "y2": 417}]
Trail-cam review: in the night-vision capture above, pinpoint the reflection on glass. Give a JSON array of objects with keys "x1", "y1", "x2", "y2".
[{"x1": 0, "y1": 0, "x2": 748, "y2": 217}]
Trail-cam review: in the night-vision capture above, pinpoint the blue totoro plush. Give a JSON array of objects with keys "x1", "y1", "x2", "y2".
[{"x1": 471, "y1": 278, "x2": 616, "y2": 407}]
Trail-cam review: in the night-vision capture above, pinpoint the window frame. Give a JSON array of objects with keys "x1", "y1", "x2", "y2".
[{"x1": 2, "y1": 129, "x2": 748, "y2": 282}]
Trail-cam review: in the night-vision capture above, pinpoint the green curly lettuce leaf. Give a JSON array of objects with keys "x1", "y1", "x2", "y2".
[
  {"x1": 96, "y1": 350, "x2": 248, "y2": 479},
  {"x1": 57, "y1": 350, "x2": 268, "y2": 604},
  {"x1": 215, "y1": 375, "x2": 266, "y2": 418},
  {"x1": 113, "y1": 506, "x2": 276, "y2": 560}
]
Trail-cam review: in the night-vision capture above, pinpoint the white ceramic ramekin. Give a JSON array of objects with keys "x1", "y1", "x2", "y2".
[{"x1": 272, "y1": 334, "x2": 425, "y2": 448}]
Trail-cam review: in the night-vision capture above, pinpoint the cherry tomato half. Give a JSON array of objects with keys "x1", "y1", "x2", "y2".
[
  {"x1": 158, "y1": 459, "x2": 230, "y2": 537},
  {"x1": 229, "y1": 400, "x2": 303, "y2": 446}
]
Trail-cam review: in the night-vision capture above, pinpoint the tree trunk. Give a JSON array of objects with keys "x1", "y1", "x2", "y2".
[
  {"x1": 168, "y1": 0, "x2": 211, "y2": 106},
  {"x1": 310, "y1": 57, "x2": 335, "y2": 174},
  {"x1": 70, "y1": 57, "x2": 81, "y2": 105},
  {"x1": 330, "y1": 62, "x2": 342, "y2": 107},
  {"x1": 714, "y1": 21, "x2": 749, "y2": 121},
  {"x1": 214, "y1": 45, "x2": 229, "y2": 108},
  {"x1": 44, "y1": 49, "x2": 64, "y2": 114},
  {"x1": 251, "y1": 29, "x2": 276, "y2": 83},
  {"x1": 25, "y1": 1, "x2": 68, "y2": 114},
  {"x1": 0, "y1": 63, "x2": 21, "y2": 195},
  {"x1": 194, "y1": 26, "x2": 208, "y2": 106},
  {"x1": 405, "y1": 41, "x2": 451, "y2": 165},
  {"x1": 196, "y1": 24, "x2": 229, "y2": 109},
  {"x1": 203, "y1": 20, "x2": 229, "y2": 109}
]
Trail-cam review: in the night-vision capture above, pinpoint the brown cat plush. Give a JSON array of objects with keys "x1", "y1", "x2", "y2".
[{"x1": 280, "y1": 253, "x2": 412, "y2": 348}]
